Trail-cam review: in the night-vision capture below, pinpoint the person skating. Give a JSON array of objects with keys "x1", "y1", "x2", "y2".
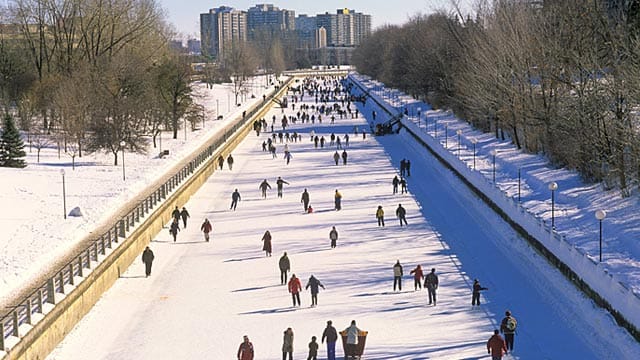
[
  {"x1": 406, "y1": 159, "x2": 411, "y2": 176},
  {"x1": 376, "y1": 205, "x2": 385, "y2": 227},
  {"x1": 200, "y1": 218, "x2": 212, "y2": 242},
  {"x1": 333, "y1": 151, "x2": 340, "y2": 166},
  {"x1": 230, "y1": 189, "x2": 241, "y2": 210},
  {"x1": 262, "y1": 230, "x2": 273, "y2": 257},
  {"x1": 237, "y1": 335, "x2": 254, "y2": 360},
  {"x1": 410, "y1": 264, "x2": 424, "y2": 291},
  {"x1": 334, "y1": 189, "x2": 342, "y2": 210},
  {"x1": 141, "y1": 246, "x2": 154, "y2": 277},
  {"x1": 171, "y1": 206, "x2": 180, "y2": 221},
  {"x1": 341, "y1": 150, "x2": 348, "y2": 165},
  {"x1": 425, "y1": 268, "x2": 439, "y2": 305},
  {"x1": 343, "y1": 320, "x2": 362, "y2": 360},
  {"x1": 301, "y1": 189, "x2": 310, "y2": 212},
  {"x1": 305, "y1": 275, "x2": 325, "y2": 307},
  {"x1": 392, "y1": 175, "x2": 399, "y2": 194},
  {"x1": 288, "y1": 274, "x2": 302, "y2": 307},
  {"x1": 276, "y1": 177, "x2": 290, "y2": 198},
  {"x1": 500, "y1": 310, "x2": 517, "y2": 352},
  {"x1": 284, "y1": 151, "x2": 293, "y2": 165},
  {"x1": 322, "y1": 320, "x2": 338, "y2": 360},
  {"x1": 393, "y1": 260, "x2": 403, "y2": 291},
  {"x1": 487, "y1": 329, "x2": 508, "y2": 360},
  {"x1": 282, "y1": 327, "x2": 294, "y2": 360},
  {"x1": 279, "y1": 252, "x2": 290, "y2": 285},
  {"x1": 217, "y1": 155, "x2": 224, "y2": 170},
  {"x1": 329, "y1": 226, "x2": 338, "y2": 248},
  {"x1": 169, "y1": 218, "x2": 180, "y2": 242},
  {"x1": 259, "y1": 179, "x2": 271, "y2": 198},
  {"x1": 307, "y1": 336, "x2": 319, "y2": 360},
  {"x1": 396, "y1": 204, "x2": 408, "y2": 226},
  {"x1": 227, "y1": 154, "x2": 234, "y2": 170},
  {"x1": 400, "y1": 177, "x2": 408, "y2": 194},
  {"x1": 180, "y1": 206, "x2": 190, "y2": 228},
  {"x1": 472, "y1": 279, "x2": 488, "y2": 306},
  {"x1": 400, "y1": 159, "x2": 406, "y2": 177}
]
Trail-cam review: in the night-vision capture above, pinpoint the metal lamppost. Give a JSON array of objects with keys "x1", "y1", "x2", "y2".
[
  {"x1": 595, "y1": 210, "x2": 606, "y2": 262},
  {"x1": 444, "y1": 124, "x2": 448, "y2": 148},
  {"x1": 417, "y1": 107, "x2": 422, "y2": 127},
  {"x1": 456, "y1": 129, "x2": 462, "y2": 158},
  {"x1": 471, "y1": 138, "x2": 478, "y2": 169},
  {"x1": 434, "y1": 117, "x2": 438, "y2": 138},
  {"x1": 518, "y1": 168, "x2": 522, "y2": 202},
  {"x1": 549, "y1": 182, "x2": 558, "y2": 229},
  {"x1": 216, "y1": 99, "x2": 219, "y2": 116},
  {"x1": 184, "y1": 117, "x2": 187, "y2": 141},
  {"x1": 120, "y1": 140, "x2": 126, "y2": 181},
  {"x1": 490, "y1": 149, "x2": 497, "y2": 183},
  {"x1": 61, "y1": 169, "x2": 67, "y2": 219}
]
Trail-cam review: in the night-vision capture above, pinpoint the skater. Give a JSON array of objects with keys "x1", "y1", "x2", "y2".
[
  {"x1": 322, "y1": 320, "x2": 338, "y2": 360},
  {"x1": 400, "y1": 177, "x2": 408, "y2": 194},
  {"x1": 305, "y1": 275, "x2": 325, "y2": 307},
  {"x1": 307, "y1": 336, "x2": 319, "y2": 360},
  {"x1": 487, "y1": 330, "x2": 508, "y2": 360},
  {"x1": 333, "y1": 151, "x2": 340, "y2": 166},
  {"x1": 259, "y1": 179, "x2": 272, "y2": 198},
  {"x1": 227, "y1": 154, "x2": 234, "y2": 170},
  {"x1": 262, "y1": 230, "x2": 273, "y2": 257},
  {"x1": 230, "y1": 189, "x2": 241, "y2": 210},
  {"x1": 343, "y1": 320, "x2": 362, "y2": 360},
  {"x1": 301, "y1": 189, "x2": 310, "y2": 212},
  {"x1": 410, "y1": 264, "x2": 424, "y2": 291},
  {"x1": 341, "y1": 150, "x2": 348, "y2": 165},
  {"x1": 393, "y1": 260, "x2": 403, "y2": 291},
  {"x1": 284, "y1": 151, "x2": 293, "y2": 165},
  {"x1": 344, "y1": 134, "x2": 349, "y2": 147},
  {"x1": 472, "y1": 279, "x2": 488, "y2": 306},
  {"x1": 334, "y1": 189, "x2": 342, "y2": 210},
  {"x1": 141, "y1": 246, "x2": 154, "y2": 277},
  {"x1": 425, "y1": 268, "x2": 439, "y2": 305},
  {"x1": 376, "y1": 205, "x2": 385, "y2": 227},
  {"x1": 282, "y1": 327, "x2": 294, "y2": 360},
  {"x1": 329, "y1": 226, "x2": 338, "y2": 248},
  {"x1": 171, "y1": 206, "x2": 180, "y2": 221},
  {"x1": 169, "y1": 218, "x2": 180, "y2": 242},
  {"x1": 400, "y1": 159, "x2": 406, "y2": 176},
  {"x1": 279, "y1": 252, "x2": 290, "y2": 285},
  {"x1": 307, "y1": 204, "x2": 314, "y2": 213},
  {"x1": 396, "y1": 204, "x2": 408, "y2": 226},
  {"x1": 200, "y1": 218, "x2": 212, "y2": 242},
  {"x1": 336, "y1": 136, "x2": 342, "y2": 149},
  {"x1": 276, "y1": 177, "x2": 290, "y2": 198},
  {"x1": 406, "y1": 159, "x2": 411, "y2": 176},
  {"x1": 288, "y1": 274, "x2": 302, "y2": 307},
  {"x1": 500, "y1": 310, "x2": 517, "y2": 352},
  {"x1": 180, "y1": 206, "x2": 190, "y2": 228},
  {"x1": 217, "y1": 155, "x2": 224, "y2": 170},
  {"x1": 392, "y1": 175, "x2": 399, "y2": 194},
  {"x1": 237, "y1": 335, "x2": 254, "y2": 360}
]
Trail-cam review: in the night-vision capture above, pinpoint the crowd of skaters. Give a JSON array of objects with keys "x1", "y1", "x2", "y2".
[{"x1": 140, "y1": 75, "x2": 518, "y2": 360}]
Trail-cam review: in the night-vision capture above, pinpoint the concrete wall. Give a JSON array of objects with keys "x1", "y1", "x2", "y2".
[{"x1": 5, "y1": 80, "x2": 293, "y2": 360}]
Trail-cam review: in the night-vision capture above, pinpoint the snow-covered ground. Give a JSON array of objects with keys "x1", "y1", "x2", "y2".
[
  {"x1": 46, "y1": 80, "x2": 640, "y2": 359},
  {"x1": 0, "y1": 76, "x2": 275, "y2": 307}
]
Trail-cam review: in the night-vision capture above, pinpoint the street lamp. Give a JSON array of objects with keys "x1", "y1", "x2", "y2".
[
  {"x1": 456, "y1": 129, "x2": 462, "y2": 158},
  {"x1": 120, "y1": 140, "x2": 126, "y2": 181},
  {"x1": 490, "y1": 149, "x2": 497, "y2": 183},
  {"x1": 417, "y1": 107, "x2": 422, "y2": 127},
  {"x1": 549, "y1": 182, "x2": 558, "y2": 229},
  {"x1": 444, "y1": 124, "x2": 448, "y2": 148},
  {"x1": 61, "y1": 169, "x2": 66, "y2": 219},
  {"x1": 471, "y1": 138, "x2": 478, "y2": 169},
  {"x1": 595, "y1": 210, "x2": 606, "y2": 262}
]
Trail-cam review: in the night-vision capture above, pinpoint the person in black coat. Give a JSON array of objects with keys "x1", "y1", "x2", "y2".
[
  {"x1": 301, "y1": 189, "x2": 310, "y2": 212},
  {"x1": 305, "y1": 275, "x2": 326, "y2": 307},
  {"x1": 321, "y1": 320, "x2": 338, "y2": 360},
  {"x1": 141, "y1": 246, "x2": 154, "y2": 277},
  {"x1": 341, "y1": 150, "x2": 348, "y2": 165},
  {"x1": 180, "y1": 207, "x2": 190, "y2": 228},
  {"x1": 392, "y1": 175, "x2": 399, "y2": 194},
  {"x1": 472, "y1": 279, "x2": 488, "y2": 306},
  {"x1": 230, "y1": 189, "x2": 241, "y2": 210},
  {"x1": 169, "y1": 218, "x2": 180, "y2": 242},
  {"x1": 396, "y1": 204, "x2": 407, "y2": 226},
  {"x1": 227, "y1": 154, "x2": 234, "y2": 170},
  {"x1": 171, "y1": 206, "x2": 180, "y2": 221}
]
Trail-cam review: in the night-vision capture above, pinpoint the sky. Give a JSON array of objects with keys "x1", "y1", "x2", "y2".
[
  {"x1": 157, "y1": 0, "x2": 473, "y2": 39},
  {"x1": 45, "y1": 77, "x2": 640, "y2": 360}
]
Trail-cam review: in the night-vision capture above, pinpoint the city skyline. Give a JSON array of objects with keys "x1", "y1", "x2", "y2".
[{"x1": 159, "y1": 0, "x2": 472, "y2": 39}]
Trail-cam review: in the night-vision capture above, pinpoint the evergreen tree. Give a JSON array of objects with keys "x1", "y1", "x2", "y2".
[{"x1": 0, "y1": 114, "x2": 27, "y2": 168}]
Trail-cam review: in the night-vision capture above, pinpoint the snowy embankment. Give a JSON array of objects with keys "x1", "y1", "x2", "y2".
[
  {"x1": 0, "y1": 77, "x2": 275, "y2": 307},
  {"x1": 348, "y1": 73, "x2": 640, "y2": 335}
]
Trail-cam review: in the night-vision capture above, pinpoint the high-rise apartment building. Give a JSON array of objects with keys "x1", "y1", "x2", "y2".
[
  {"x1": 296, "y1": 14, "x2": 318, "y2": 49},
  {"x1": 315, "y1": 27, "x2": 327, "y2": 48},
  {"x1": 247, "y1": 3, "x2": 295, "y2": 39},
  {"x1": 315, "y1": 9, "x2": 371, "y2": 47},
  {"x1": 200, "y1": 6, "x2": 247, "y2": 60}
]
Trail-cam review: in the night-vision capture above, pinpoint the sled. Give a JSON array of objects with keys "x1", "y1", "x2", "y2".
[{"x1": 339, "y1": 330, "x2": 368, "y2": 359}]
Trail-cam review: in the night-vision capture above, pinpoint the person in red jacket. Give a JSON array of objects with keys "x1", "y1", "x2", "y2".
[
  {"x1": 237, "y1": 335, "x2": 254, "y2": 360},
  {"x1": 487, "y1": 329, "x2": 507, "y2": 360},
  {"x1": 409, "y1": 265, "x2": 424, "y2": 291},
  {"x1": 288, "y1": 274, "x2": 302, "y2": 307},
  {"x1": 200, "y1": 218, "x2": 212, "y2": 242}
]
